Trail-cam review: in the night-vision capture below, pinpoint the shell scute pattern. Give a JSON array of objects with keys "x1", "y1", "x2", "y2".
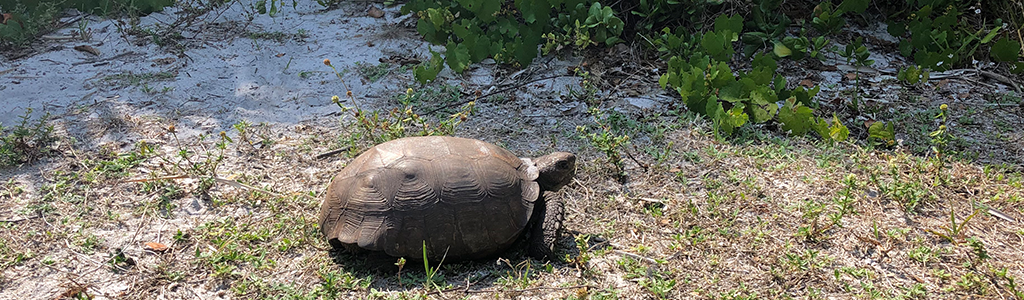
[{"x1": 320, "y1": 136, "x2": 544, "y2": 259}]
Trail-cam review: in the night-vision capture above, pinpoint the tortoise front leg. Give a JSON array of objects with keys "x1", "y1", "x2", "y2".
[{"x1": 528, "y1": 191, "x2": 565, "y2": 260}]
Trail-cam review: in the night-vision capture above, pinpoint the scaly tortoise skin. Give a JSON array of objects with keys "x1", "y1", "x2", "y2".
[{"x1": 318, "y1": 136, "x2": 576, "y2": 261}]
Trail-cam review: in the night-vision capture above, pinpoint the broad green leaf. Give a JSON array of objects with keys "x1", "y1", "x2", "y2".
[
  {"x1": 1011, "y1": 62, "x2": 1024, "y2": 74},
  {"x1": 476, "y1": 0, "x2": 501, "y2": 22},
  {"x1": 748, "y1": 88, "x2": 778, "y2": 123},
  {"x1": 991, "y1": 37, "x2": 1022, "y2": 62},
  {"x1": 468, "y1": 35, "x2": 493, "y2": 62},
  {"x1": 773, "y1": 41, "x2": 792, "y2": 57},
  {"x1": 701, "y1": 31, "x2": 725, "y2": 55},
  {"x1": 703, "y1": 60, "x2": 727, "y2": 86},
  {"x1": 837, "y1": 0, "x2": 868, "y2": 14},
  {"x1": 868, "y1": 121, "x2": 896, "y2": 147},
  {"x1": 789, "y1": 85, "x2": 820, "y2": 107},
  {"x1": 722, "y1": 104, "x2": 749, "y2": 135},
  {"x1": 778, "y1": 98, "x2": 814, "y2": 135},
  {"x1": 812, "y1": 117, "x2": 830, "y2": 140},
  {"x1": 445, "y1": 41, "x2": 471, "y2": 73},
  {"x1": 713, "y1": 14, "x2": 743, "y2": 38},
  {"x1": 427, "y1": 8, "x2": 446, "y2": 28},
  {"x1": 773, "y1": 75, "x2": 787, "y2": 94},
  {"x1": 752, "y1": 53, "x2": 777, "y2": 72},
  {"x1": 829, "y1": 115, "x2": 849, "y2": 142},
  {"x1": 452, "y1": 19, "x2": 473, "y2": 39},
  {"x1": 256, "y1": 0, "x2": 267, "y2": 14},
  {"x1": 414, "y1": 51, "x2": 444, "y2": 84},
  {"x1": 980, "y1": 27, "x2": 1002, "y2": 44},
  {"x1": 719, "y1": 81, "x2": 746, "y2": 103},
  {"x1": 887, "y1": 21, "x2": 906, "y2": 37}
]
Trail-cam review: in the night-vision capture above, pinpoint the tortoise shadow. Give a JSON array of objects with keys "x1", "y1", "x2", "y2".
[{"x1": 324, "y1": 229, "x2": 604, "y2": 293}]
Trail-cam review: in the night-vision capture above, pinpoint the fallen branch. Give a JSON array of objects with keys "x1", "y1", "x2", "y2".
[
  {"x1": 0, "y1": 215, "x2": 41, "y2": 223},
  {"x1": 71, "y1": 51, "x2": 137, "y2": 66},
  {"x1": 122, "y1": 174, "x2": 189, "y2": 182},
  {"x1": 463, "y1": 284, "x2": 597, "y2": 294},
  {"x1": 424, "y1": 74, "x2": 576, "y2": 116},
  {"x1": 316, "y1": 146, "x2": 352, "y2": 159},
  {"x1": 979, "y1": 70, "x2": 1022, "y2": 95}
]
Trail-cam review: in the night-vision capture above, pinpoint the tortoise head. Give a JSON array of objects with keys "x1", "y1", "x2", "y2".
[{"x1": 534, "y1": 152, "x2": 576, "y2": 192}]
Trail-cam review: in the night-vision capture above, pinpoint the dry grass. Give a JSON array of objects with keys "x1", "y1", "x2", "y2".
[{"x1": 1, "y1": 95, "x2": 1022, "y2": 300}]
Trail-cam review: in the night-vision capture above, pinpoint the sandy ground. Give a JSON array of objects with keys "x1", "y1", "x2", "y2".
[{"x1": 1, "y1": 1, "x2": 1023, "y2": 299}]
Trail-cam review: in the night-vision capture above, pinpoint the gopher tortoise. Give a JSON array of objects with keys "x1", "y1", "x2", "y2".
[{"x1": 318, "y1": 136, "x2": 576, "y2": 261}]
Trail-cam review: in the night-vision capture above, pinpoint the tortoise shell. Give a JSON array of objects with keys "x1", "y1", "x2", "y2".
[{"x1": 318, "y1": 136, "x2": 543, "y2": 260}]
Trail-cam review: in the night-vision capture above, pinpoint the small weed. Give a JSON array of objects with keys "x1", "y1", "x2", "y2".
[
  {"x1": 355, "y1": 62, "x2": 392, "y2": 82},
  {"x1": 782, "y1": 249, "x2": 831, "y2": 272},
  {"x1": 900, "y1": 283, "x2": 928, "y2": 299},
  {"x1": 325, "y1": 58, "x2": 473, "y2": 146},
  {"x1": 496, "y1": 258, "x2": 536, "y2": 290},
  {"x1": 1, "y1": 178, "x2": 25, "y2": 199},
  {"x1": 566, "y1": 67, "x2": 599, "y2": 105},
  {"x1": 618, "y1": 257, "x2": 675, "y2": 298},
  {"x1": 994, "y1": 268, "x2": 1024, "y2": 298},
  {"x1": 929, "y1": 104, "x2": 951, "y2": 170},
  {"x1": 874, "y1": 163, "x2": 933, "y2": 212},
  {"x1": 0, "y1": 239, "x2": 31, "y2": 268},
  {"x1": 908, "y1": 246, "x2": 937, "y2": 264},
  {"x1": 75, "y1": 231, "x2": 102, "y2": 254},
  {"x1": 927, "y1": 205, "x2": 978, "y2": 244},
  {"x1": 85, "y1": 142, "x2": 153, "y2": 180},
  {"x1": 76, "y1": 18, "x2": 92, "y2": 41},
  {"x1": 966, "y1": 237, "x2": 989, "y2": 260},
  {"x1": 421, "y1": 241, "x2": 446, "y2": 290},
  {"x1": 0, "y1": 108, "x2": 56, "y2": 166},
  {"x1": 247, "y1": 30, "x2": 290, "y2": 42},
  {"x1": 317, "y1": 267, "x2": 372, "y2": 297},
  {"x1": 953, "y1": 271, "x2": 988, "y2": 295},
  {"x1": 577, "y1": 108, "x2": 630, "y2": 176}
]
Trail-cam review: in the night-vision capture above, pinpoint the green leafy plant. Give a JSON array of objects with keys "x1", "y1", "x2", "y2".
[
  {"x1": 888, "y1": 3, "x2": 1015, "y2": 71},
  {"x1": 543, "y1": 2, "x2": 624, "y2": 53},
  {"x1": 774, "y1": 31, "x2": 831, "y2": 62},
  {"x1": 413, "y1": 50, "x2": 444, "y2": 84},
  {"x1": 660, "y1": 15, "x2": 828, "y2": 137},
  {"x1": 928, "y1": 205, "x2": 979, "y2": 244},
  {"x1": 810, "y1": 1, "x2": 845, "y2": 35},
  {"x1": 897, "y1": 65, "x2": 931, "y2": 85},
  {"x1": 0, "y1": 108, "x2": 56, "y2": 167},
  {"x1": 837, "y1": 37, "x2": 873, "y2": 67},
  {"x1": 577, "y1": 108, "x2": 630, "y2": 174},
  {"x1": 420, "y1": 241, "x2": 446, "y2": 290},
  {"x1": 929, "y1": 104, "x2": 951, "y2": 168},
  {"x1": 254, "y1": 0, "x2": 297, "y2": 16},
  {"x1": 811, "y1": 113, "x2": 850, "y2": 144},
  {"x1": 355, "y1": 62, "x2": 393, "y2": 83},
  {"x1": 867, "y1": 121, "x2": 896, "y2": 148},
  {"x1": 630, "y1": 0, "x2": 721, "y2": 33},
  {"x1": 403, "y1": 0, "x2": 625, "y2": 83},
  {"x1": 158, "y1": 126, "x2": 230, "y2": 194},
  {"x1": 739, "y1": 0, "x2": 790, "y2": 56},
  {"x1": 325, "y1": 59, "x2": 473, "y2": 145},
  {"x1": 648, "y1": 27, "x2": 699, "y2": 60},
  {"x1": 994, "y1": 268, "x2": 1024, "y2": 298}
]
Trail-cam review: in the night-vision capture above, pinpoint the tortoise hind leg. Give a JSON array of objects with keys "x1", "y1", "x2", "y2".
[{"x1": 528, "y1": 191, "x2": 565, "y2": 260}]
